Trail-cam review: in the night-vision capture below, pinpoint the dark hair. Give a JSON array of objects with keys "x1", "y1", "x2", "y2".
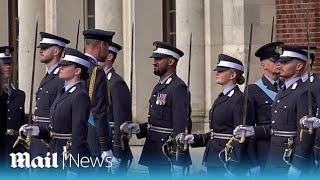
[
  {"x1": 77, "y1": 64, "x2": 89, "y2": 81},
  {"x1": 110, "y1": 52, "x2": 117, "y2": 62}
]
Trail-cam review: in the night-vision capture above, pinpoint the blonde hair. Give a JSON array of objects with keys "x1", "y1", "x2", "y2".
[{"x1": 230, "y1": 68, "x2": 245, "y2": 85}]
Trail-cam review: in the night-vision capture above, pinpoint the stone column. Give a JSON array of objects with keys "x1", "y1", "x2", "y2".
[
  {"x1": 0, "y1": 0, "x2": 8, "y2": 44},
  {"x1": 18, "y1": 0, "x2": 45, "y2": 112},
  {"x1": 203, "y1": 0, "x2": 224, "y2": 130},
  {"x1": 244, "y1": 0, "x2": 277, "y2": 82},
  {"x1": 95, "y1": 0, "x2": 123, "y2": 75},
  {"x1": 176, "y1": 0, "x2": 206, "y2": 128},
  {"x1": 45, "y1": 0, "x2": 85, "y2": 50}
]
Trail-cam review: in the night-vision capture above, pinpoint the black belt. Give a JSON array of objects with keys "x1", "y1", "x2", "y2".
[
  {"x1": 5, "y1": 129, "x2": 18, "y2": 136},
  {"x1": 148, "y1": 124, "x2": 173, "y2": 134},
  {"x1": 271, "y1": 129, "x2": 297, "y2": 137},
  {"x1": 33, "y1": 116, "x2": 51, "y2": 123},
  {"x1": 50, "y1": 132, "x2": 72, "y2": 140}
]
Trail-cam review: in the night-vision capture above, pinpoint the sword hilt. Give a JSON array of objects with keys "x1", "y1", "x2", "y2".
[{"x1": 183, "y1": 128, "x2": 188, "y2": 151}]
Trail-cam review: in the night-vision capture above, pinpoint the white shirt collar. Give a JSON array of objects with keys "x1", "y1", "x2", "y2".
[
  {"x1": 85, "y1": 53, "x2": 98, "y2": 64},
  {"x1": 285, "y1": 77, "x2": 301, "y2": 89},
  {"x1": 65, "y1": 81, "x2": 80, "y2": 92},
  {"x1": 223, "y1": 84, "x2": 236, "y2": 95},
  {"x1": 47, "y1": 63, "x2": 59, "y2": 75},
  {"x1": 301, "y1": 72, "x2": 314, "y2": 82},
  {"x1": 105, "y1": 67, "x2": 113, "y2": 75},
  {"x1": 264, "y1": 75, "x2": 279, "y2": 85},
  {"x1": 159, "y1": 72, "x2": 174, "y2": 84}
]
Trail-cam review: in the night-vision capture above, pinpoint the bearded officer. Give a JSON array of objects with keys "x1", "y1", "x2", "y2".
[
  {"x1": 30, "y1": 32, "x2": 70, "y2": 160},
  {"x1": 98, "y1": 41, "x2": 133, "y2": 175},
  {"x1": 121, "y1": 41, "x2": 192, "y2": 175}
]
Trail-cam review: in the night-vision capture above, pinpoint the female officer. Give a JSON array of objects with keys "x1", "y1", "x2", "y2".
[
  {"x1": 20, "y1": 48, "x2": 91, "y2": 174},
  {"x1": 183, "y1": 54, "x2": 250, "y2": 176}
]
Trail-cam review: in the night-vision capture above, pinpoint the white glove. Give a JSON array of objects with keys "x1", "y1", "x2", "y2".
[
  {"x1": 110, "y1": 157, "x2": 121, "y2": 174},
  {"x1": 182, "y1": 134, "x2": 194, "y2": 144},
  {"x1": 101, "y1": 150, "x2": 113, "y2": 162},
  {"x1": 233, "y1": 125, "x2": 255, "y2": 138},
  {"x1": 172, "y1": 165, "x2": 184, "y2": 176},
  {"x1": 19, "y1": 124, "x2": 40, "y2": 136},
  {"x1": 120, "y1": 122, "x2": 140, "y2": 134},
  {"x1": 288, "y1": 166, "x2": 301, "y2": 179},
  {"x1": 301, "y1": 116, "x2": 320, "y2": 128}
]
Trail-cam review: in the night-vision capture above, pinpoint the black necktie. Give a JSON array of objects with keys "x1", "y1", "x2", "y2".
[
  {"x1": 45, "y1": 72, "x2": 49, "y2": 77},
  {"x1": 273, "y1": 82, "x2": 279, "y2": 92},
  {"x1": 282, "y1": 84, "x2": 286, "y2": 91}
]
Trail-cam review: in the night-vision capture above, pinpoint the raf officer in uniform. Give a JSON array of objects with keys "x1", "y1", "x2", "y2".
[
  {"x1": 83, "y1": 29, "x2": 114, "y2": 161},
  {"x1": 0, "y1": 46, "x2": 26, "y2": 167},
  {"x1": 184, "y1": 54, "x2": 250, "y2": 176},
  {"x1": 121, "y1": 41, "x2": 192, "y2": 175},
  {"x1": 30, "y1": 32, "x2": 70, "y2": 160},
  {"x1": 98, "y1": 41, "x2": 133, "y2": 175},
  {"x1": 0, "y1": 63, "x2": 8, "y2": 168},
  {"x1": 234, "y1": 45, "x2": 315, "y2": 176},
  {"x1": 246, "y1": 42, "x2": 284, "y2": 175},
  {"x1": 295, "y1": 45, "x2": 320, "y2": 175},
  {"x1": 20, "y1": 48, "x2": 91, "y2": 175}
]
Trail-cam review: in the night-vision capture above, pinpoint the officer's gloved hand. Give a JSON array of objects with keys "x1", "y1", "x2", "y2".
[
  {"x1": 110, "y1": 156, "x2": 121, "y2": 174},
  {"x1": 101, "y1": 149, "x2": 113, "y2": 162},
  {"x1": 301, "y1": 116, "x2": 320, "y2": 128},
  {"x1": 288, "y1": 166, "x2": 301, "y2": 179},
  {"x1": 19, "y1": 124, "x2": 40, "y2": 136},
  {"x1": 233, "y1": 125, "x2": 255, "y2": 138},
  {"x1": 172, "y1": 165, "x2": 184, "y2": 176},
  {"x1": 120, "y1": 122, "x2": 140, "y2": 134},
  {"x1": 181, "y1": 134, "x2": 194, "y2": 144},
  {"x1": 248, "y1": 166, "x2": 261, "y2": 176}
]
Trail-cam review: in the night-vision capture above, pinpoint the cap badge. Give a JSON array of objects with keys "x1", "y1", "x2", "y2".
[
  {"x1": 275, "y1": 46, "x2": 283, "y2": 55},
  {"x1": 153, "y1": 44, "x2": 158, "y2": 51},
  {"x1": 4, "y1": 49, "x2": 11, "y2": 56}
]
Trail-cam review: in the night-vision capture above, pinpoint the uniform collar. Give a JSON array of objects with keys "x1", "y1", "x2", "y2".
[
  {"x1": 47, "y1": 63, "x2": 59, "y2": 75},
  {"x1": 64, "y1": 81, "x2": 80, "y2": 92},
  {"x1": 159, "y1": 72, "x2": 174, "y2": 85},
  {"x1": 223, "y1": 84, "x2": 236, "y2": 95},
  {"x1": 264, "y1": 74, "x2": 279, "y2": 85},
  {"x1": 105, "y1": 67, "x2": 113, "y2": 75},
  {"x1": 284, "y1": 77, "x2": 301, "y2": 89},
  {"x1": 85, "y1": 53, "x2": 98, "y2": 64},
  {"x1": 301, "y1": 72, "x2": 314, "y2": 82}
]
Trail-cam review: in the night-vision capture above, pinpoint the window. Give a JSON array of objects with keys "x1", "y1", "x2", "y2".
[
  {"x1": 163, "y1": 0, "x2": 176, "y2": 46},
  {"x1": 85, "y1": 0, "x2": 95, "y2": 29}
]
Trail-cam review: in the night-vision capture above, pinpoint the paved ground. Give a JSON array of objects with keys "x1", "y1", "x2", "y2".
[{"x1": 127, "y1": 142, "x2": 207, "y2": 175}]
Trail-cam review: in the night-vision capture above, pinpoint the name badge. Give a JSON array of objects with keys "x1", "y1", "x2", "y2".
[{"x1": 156, "y1": 93, "x2": 167, "y2": 105}]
